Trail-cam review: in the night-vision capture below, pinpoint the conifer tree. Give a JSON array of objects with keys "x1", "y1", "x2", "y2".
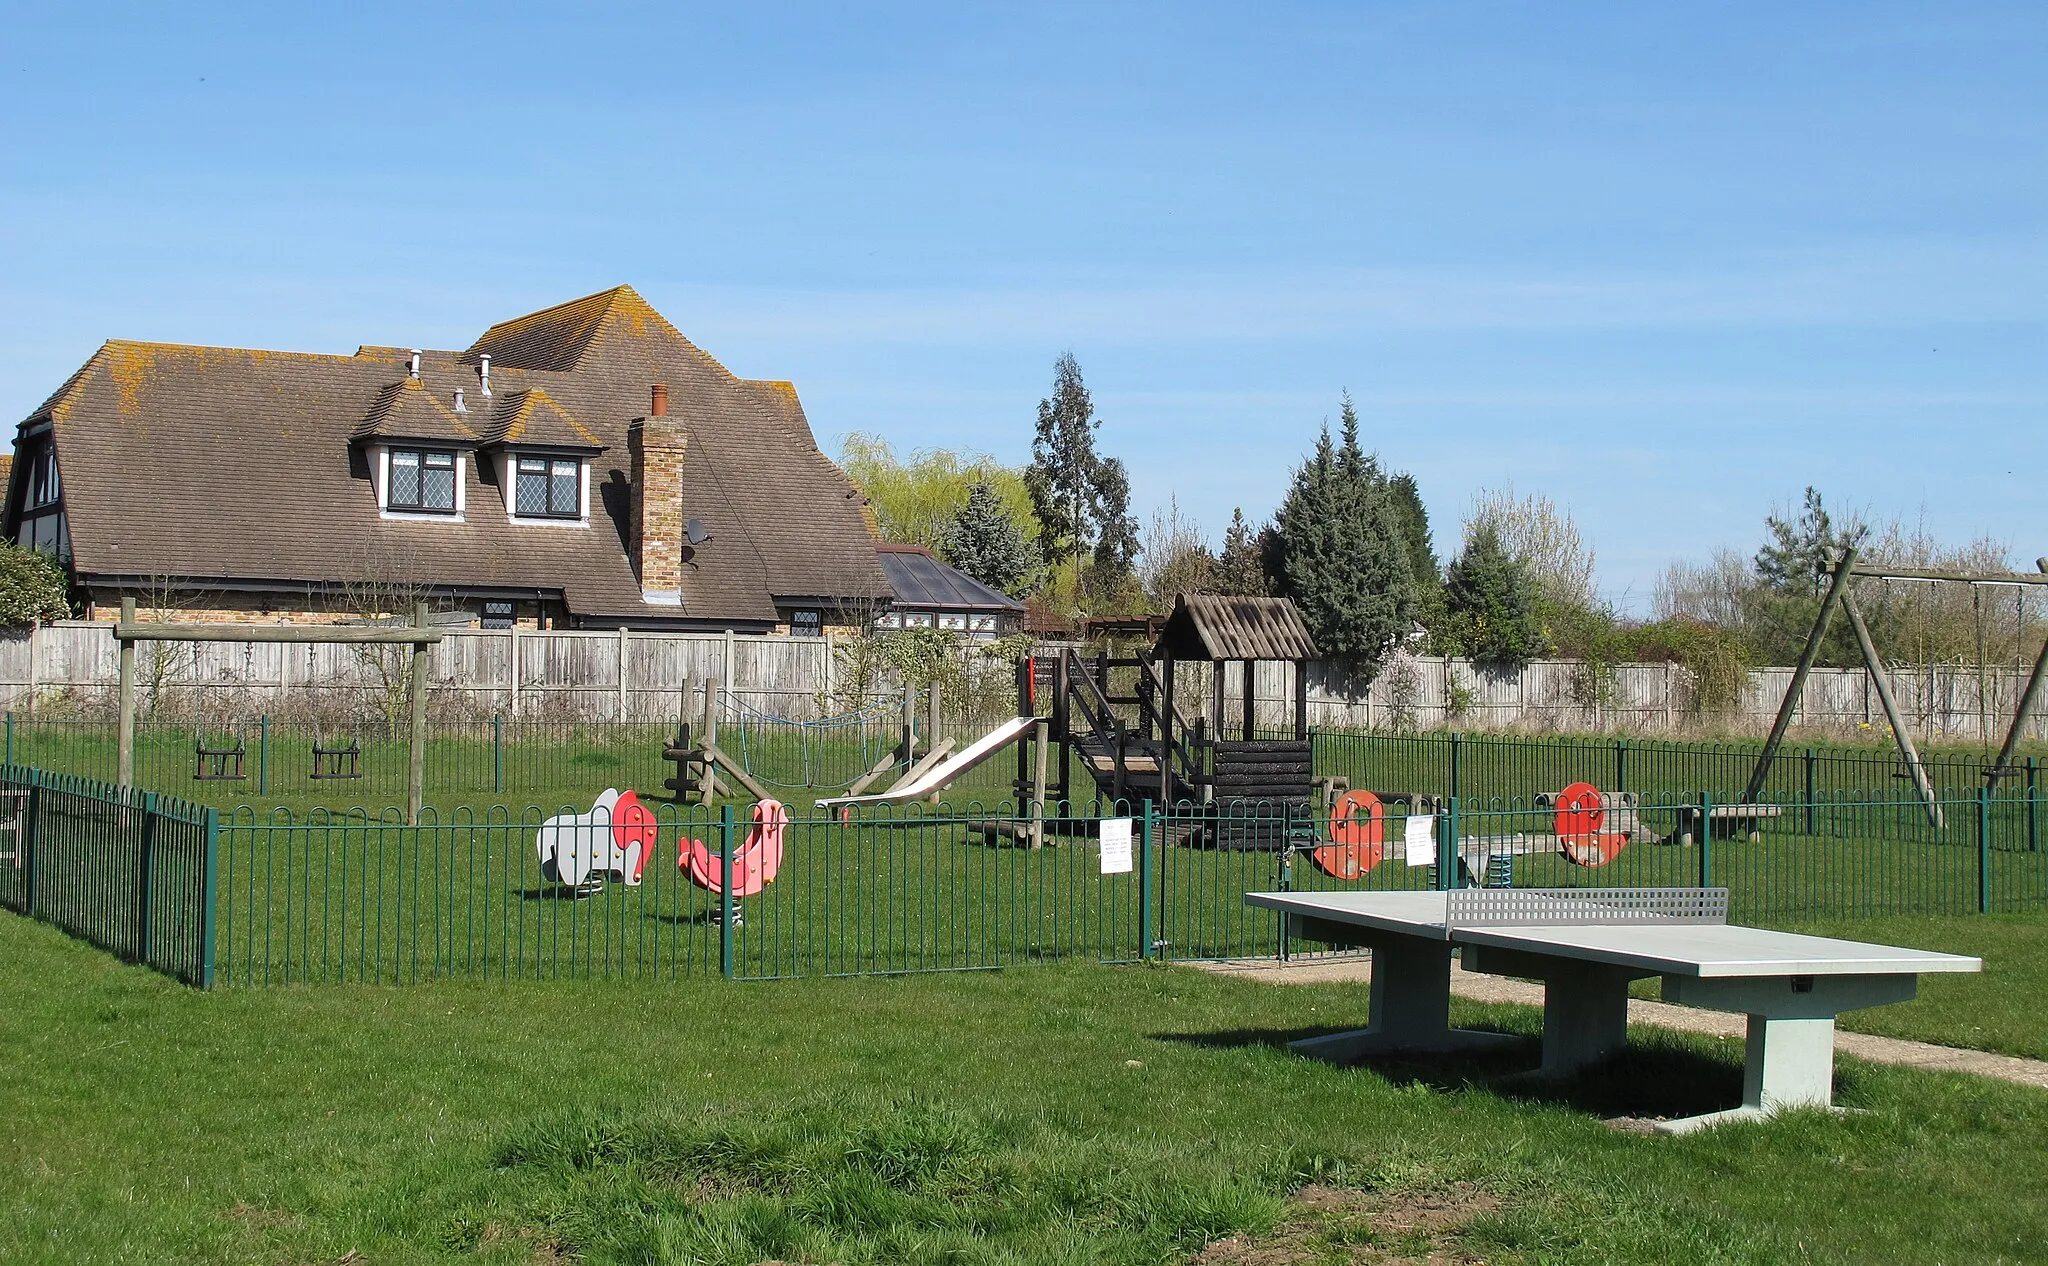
[
  {"x1": 1444, "y1": 522, "x2": 1544, "y2": 669},
  {"x1": 1024, "y1": 352, "x2": 1100, "y2": 568},
  {"x1": 1272, "y1": 393, "x2": 1416, "y2": 664},
  {"x1": 942, "y1": 481, "x2": 1041, "y2": 596},
  {"x1": 1023, "y1": 352, "x2": 1142, "y2": 607},
  {"x1": 1214, "y1": 508, "x2": 1270, "y2": 596}
]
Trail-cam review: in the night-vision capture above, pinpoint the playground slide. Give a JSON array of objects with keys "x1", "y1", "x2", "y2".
[{"x1": 814, "y1": 715, "x2": 1039, "y2": 810}]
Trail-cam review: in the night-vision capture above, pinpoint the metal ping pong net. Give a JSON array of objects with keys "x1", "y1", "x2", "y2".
[{"x1": 1444, "y1": 886, "x2": 1729, "y2": 931}]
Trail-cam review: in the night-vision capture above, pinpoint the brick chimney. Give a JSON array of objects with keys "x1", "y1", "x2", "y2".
[{"x1": 629, "y1": 384, "x2": 686, "y2": 606}]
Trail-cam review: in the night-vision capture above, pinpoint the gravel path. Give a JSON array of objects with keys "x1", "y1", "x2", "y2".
[{"x1": 1193, "y1": 955, "x2": 2048, "y2": 1091}]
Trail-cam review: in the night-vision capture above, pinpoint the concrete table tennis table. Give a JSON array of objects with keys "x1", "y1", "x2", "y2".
[{"x1": 1245, "y1": 887, "x2": 1981, "y2": 1133}]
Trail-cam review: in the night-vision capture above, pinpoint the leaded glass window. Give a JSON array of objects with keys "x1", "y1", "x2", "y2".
[
  {"x1": 388, "y1": 449, "x2": 457, "y2": 513},
  {"x1": 514, "y1": 455, "x2": 581, "y2": 518}
]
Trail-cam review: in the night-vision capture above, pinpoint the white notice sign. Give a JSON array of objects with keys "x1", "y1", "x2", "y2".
[
  {"x1": 1099, "y1": 818, "x2": 1134, "y2": 874},
  {"x1": 1404, "y1": 814, "x2": 1437, "y2": 867}
]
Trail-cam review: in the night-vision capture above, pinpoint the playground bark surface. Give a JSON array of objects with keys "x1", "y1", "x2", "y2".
[{"x1": 3, "y1": 910, "x2": 2045, "y2": 1265}]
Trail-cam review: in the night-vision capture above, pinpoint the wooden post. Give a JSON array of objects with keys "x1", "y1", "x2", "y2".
[
  {"x1": 407, "y1": 602, "x2": 430, "y2": 825},
  {"x1": 1742, "y1": 547, "x2": 1858, "y2": 804},
  {"x1": 926, "y1": 682, "x2": 942, "y2": 757},
  {"x1": 1158, "y1": 654, "x2": 1174, "y2": 805},
  {"x1": 1053, "y1": 651, "x2": 1072, "y2": 804},
  {"x1": 900, "y1": 681, "x2": 916, "y2": 769},
  {"x1": 1030, "y1": 718, "x2": 1049, "y2": 848},
  {"x1": 1241, "y1": 659, "x2": 1255, "y2": 741},
  {"x1": 26, "y1": 618, "x2": 38, "y2": 717},
  {"x1": 699, "y1": 678, "x2": 721, "y2": 807},
  {"x1": 1843, "y1": 589, "x2": 1943, "y2": 829},
  {"x1": 1988, "y1": 559, "x2": 2048, "y2": 786},
  {"x1": 1014, "y1": 656, "x2": 1032, "y2": 802},
  {"x1": 617, "y1": 626, "x2": 630, "y2": 722},
  {"x1": 1293, "y1": 659, "x2": 1309, "y2": 741},
  {"x1": 117, "y1": 598, "x2": 136, "y2": 790},
  {"x1": 508, "y1": 625, "x2": 521, "y2": 717}
]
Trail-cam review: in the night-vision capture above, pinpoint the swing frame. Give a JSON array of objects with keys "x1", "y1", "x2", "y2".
[
  {"x1": 114, "y1": 598, "x2": 443, "y2": 823},
  {"x1": 1743, "y1": 550, "x2": 2048, "y2": 826}
]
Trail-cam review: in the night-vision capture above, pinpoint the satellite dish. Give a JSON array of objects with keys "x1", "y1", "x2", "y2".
[{"x1": 685, "y1": 518, "x2": 712, "y2": 546}]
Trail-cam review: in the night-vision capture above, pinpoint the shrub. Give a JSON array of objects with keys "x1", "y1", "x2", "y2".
[{"x1": 0, "y1": 543, "x2": 70, "y2": 628}]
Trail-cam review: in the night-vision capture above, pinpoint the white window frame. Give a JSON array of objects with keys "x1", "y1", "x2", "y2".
[
  {"x1": 373, "y1": 445, "x2": 467, "y2": 522},
  {"x1": 500, "y1": 450, "x2": 589, "y2": 527}
]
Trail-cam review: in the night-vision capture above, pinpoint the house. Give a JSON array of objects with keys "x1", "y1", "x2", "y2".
[
  {"x1": 870, "y1": 544, "x2": 1025, "y2": 638},
  {"x1": 4, "y1": 286, "x2": 891, "y2": 631}
]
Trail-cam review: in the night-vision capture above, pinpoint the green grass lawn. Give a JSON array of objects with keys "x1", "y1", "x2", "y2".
[
  {"x1": 1785, "y1": 912, "x2": 2048, "y2": 1060},
  {"x1": 5, "y1": 911, "x2": 2047, "y2": 1265}
]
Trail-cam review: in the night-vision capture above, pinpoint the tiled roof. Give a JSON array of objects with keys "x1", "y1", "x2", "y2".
[
  {"x1": 16, "y1": 291, "x2": 890, "y2": 627},
  {"x1": 876, "y1": 545, "x2": 1024, "y2": 613},
  {"x1": 482, "y1": 389, "x2": 603, "y2": 451},
  {"x1": 465, "y1": 285, "x2": 676, "y2": 373},
  {"x1": 353, "y1": 377, "x2": 483, "y2": 444}
]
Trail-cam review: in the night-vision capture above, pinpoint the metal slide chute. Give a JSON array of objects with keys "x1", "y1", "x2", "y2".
[{"x1": 814, "y1": 715, "x2": 1039, "y2": 811}]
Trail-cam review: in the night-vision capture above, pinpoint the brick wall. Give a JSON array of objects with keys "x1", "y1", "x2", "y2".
[{"x1": 628, "y1": 415, "x2": 688, "y2": 605}]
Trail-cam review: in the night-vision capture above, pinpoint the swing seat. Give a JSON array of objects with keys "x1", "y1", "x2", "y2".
[
  {"x1": 311, "y1": 737, "x2": 363, "y2": 780},
  {"x1": 193, "y1": 734, "x2": 247, "y2": 781}
]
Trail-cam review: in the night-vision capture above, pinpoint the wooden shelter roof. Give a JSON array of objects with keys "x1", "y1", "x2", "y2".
[{"x1": 1153, "y1": 594, "x2": 1318, "y2": 662}]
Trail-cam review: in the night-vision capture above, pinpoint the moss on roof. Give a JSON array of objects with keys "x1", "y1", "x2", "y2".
[{"x1": 485, "y1": 388, "x2": 603, "y2": 449}]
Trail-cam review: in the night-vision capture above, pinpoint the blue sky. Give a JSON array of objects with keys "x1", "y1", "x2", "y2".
[{"x1": 3, "y1": 3, "x2": 2042, "y2": 608}]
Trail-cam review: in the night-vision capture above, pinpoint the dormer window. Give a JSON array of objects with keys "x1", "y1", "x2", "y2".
[
  {"x1": 388, "y1": 448, "x2": 458, "y2": 514},
  {"x1": 514, "y1": 456, "x2": 582, "y2": 518}
]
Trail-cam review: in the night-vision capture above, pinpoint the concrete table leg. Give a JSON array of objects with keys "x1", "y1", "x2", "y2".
[
  {"x1": 1660, "y1": 1015, "x2": 1838, "y2": 1134},
  {"x1": 1539, "y1": 962, "x2": 1636, "y2": 1075},
  {"x1": 1290, "y1": 937, "x2": 1519, "y2": 1063}
]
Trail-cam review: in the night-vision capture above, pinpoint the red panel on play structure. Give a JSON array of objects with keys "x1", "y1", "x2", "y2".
[
  {"x1": 1315, "y1": 789, "x2": 1385, "y2": 879},
  {"x1": 610, "y1": 790, "x2": 658, "y2": 884},
  {"x1": 680, "y1": 798, "x2": 789, "y2": 897},
  {"x1": 1554, "y1": 780, "x2": 1627, "y2": 868}
]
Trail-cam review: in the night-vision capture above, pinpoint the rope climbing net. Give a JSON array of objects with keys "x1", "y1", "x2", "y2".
[{"x1": 722, "y1": 691, "x2": 917, "y2": 791}]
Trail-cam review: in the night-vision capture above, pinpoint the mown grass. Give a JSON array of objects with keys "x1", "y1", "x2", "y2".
[
  {"x1": 4, "y1": 910, "x2": 2047, "y2": 1265},
  {"x1": 1788, "y1": 912, "x2": 2048, "y2": 1060}
]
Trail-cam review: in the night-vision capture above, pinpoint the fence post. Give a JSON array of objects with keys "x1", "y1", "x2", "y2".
[
  {"x1": 21, "y1": 777, "x2": 38, "y2": 914},
  {"x1": 1978, "y1": 788, "x2": 1992, "y2": 915},
  {"x1": 1442, "y1": 795, "x2": 1461, "y2": 891},
  {"x1": 201, "y1": 806, "x2": 219, "y2": 989},
  {"x1": 719, "y1": 803, "x2": 736, "y2": 979},
  {"x1": 1139, "y1": 800, "x2": 1155, "y2": 961},
  {"x1": 1614, "y1": 738, "x2": 1627, "y2": 795},
  {"x1": 2015, "y1": 753, "x2": 2031, "y2": 852},
  {"x1": 617, "y1": 626, "x2": 630, "y2": 721},
  {"x1": 493, "y1": 714, "x2": 504, "y2": 794},
  {"x1": 117, "y1": 598, "x2": 136, "y2": 790},
  {"x1": 407, "y1": 602, "x2": 429, "y2": 826},
  {"x1": 1697, "y1": 792, "x2": 1713, "y2": 889},
  {"x1": 136, "y1": 790, "x2": 159, "y2": 965},
  {"x1": 4, "y1": 711, "x2": 12, "y2": 766},
  {"x1": 1449, "y1": 731, "x2": 1463, "y2": 806},
  {"x1": 257, "y1": 716, "x2": 269, "y2": 798},
  {"x1": 1803, "y1": 747, "x2": 1817, "y2": 836}
]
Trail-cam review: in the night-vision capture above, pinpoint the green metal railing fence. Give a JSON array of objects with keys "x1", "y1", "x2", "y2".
[
  {"x1": 9, "y1": 713, "x2": 2038, "y2": 821},
  {"x1": 1310, "y1": 728, "x2": 2040, "y2": 809},
  {"x1": 4, "y1": 758, "x2": 2045, "y2": 988},
  {"x1": 0, "y1": 711, "x2": 1027, "y2": 807},
  {"x1": 0, "y1": 766, "x2": 217, "y2": 986}
]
